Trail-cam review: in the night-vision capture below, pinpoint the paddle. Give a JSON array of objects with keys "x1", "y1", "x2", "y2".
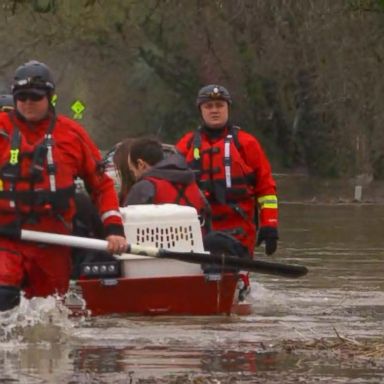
[{"x1": 11, "y1": 229, "x2": 308, "y2": 278}]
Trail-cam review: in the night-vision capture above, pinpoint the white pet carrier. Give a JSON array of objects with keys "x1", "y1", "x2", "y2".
[{"x1": 119, "y1": 204, "x2": 206, "y2": 278}]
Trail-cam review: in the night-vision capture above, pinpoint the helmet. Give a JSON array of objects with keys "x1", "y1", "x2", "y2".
[
  {"x1": 12, "y1": 60, "x2": 55, "y2": 95},
  {"x1": 0, "y1": 94, "x2": 14, "y2": 111},
  {"x1": 196, "y1": 84, "x2": 232, "y2": 107}
]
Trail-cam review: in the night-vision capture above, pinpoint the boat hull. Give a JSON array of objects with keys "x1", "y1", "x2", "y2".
[{"x1": 76, "y1": 273, "x2": 238, "y2": 316}]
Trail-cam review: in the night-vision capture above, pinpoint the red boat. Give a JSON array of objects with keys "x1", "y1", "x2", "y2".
[
  {"x1": 65, "y1": 204, "x2": 251, "y2": 316},
  {"x1": 74, "y1": 266, "x2": 240, "y2": 316}
]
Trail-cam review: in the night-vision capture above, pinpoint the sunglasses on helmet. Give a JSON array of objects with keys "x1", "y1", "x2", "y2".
[{"x1": 16, "y1": 93, "x2": 45, "y2": 102}]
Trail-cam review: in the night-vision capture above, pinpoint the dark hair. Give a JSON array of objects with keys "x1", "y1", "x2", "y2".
[
  {"x1": 113, "y1": 138, "x2": 135, "y2": 205},
  {"x1": 129, "y1": 138, "x2": 164, "y2": 167}
]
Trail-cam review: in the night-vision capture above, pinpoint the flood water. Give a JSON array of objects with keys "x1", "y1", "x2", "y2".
[{"x1": 1, "y1": 197, "x2": 384, "y2": 382}]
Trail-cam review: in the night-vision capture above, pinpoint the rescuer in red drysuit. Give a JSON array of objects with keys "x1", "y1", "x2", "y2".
[
  {"x1": 0, "y1": 60, "x2": 126, "y2": 311},
  {"x1": 176, "y1": 84, "x2": 278, "y2": 256},
  {"x1": 176, "y1": 85, "x2": 279, "y2": 301}
]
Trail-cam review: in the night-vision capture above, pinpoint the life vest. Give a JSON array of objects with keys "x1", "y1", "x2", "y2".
[
  {"x1": 185, "y1": 126, "x2": 256, "y2": 205},
  {"x1": 177, "y1": 125, "x2": 278, "y2": 253},
  {"x1": 144, "y1": 176, "x2": 206, "y2": 216},
  {"x1": 177, "y1": 126, "x2": 258, "y2": 248},
  {"x1": 0, "y1": 113, "x2": 75, "y2": 222}
]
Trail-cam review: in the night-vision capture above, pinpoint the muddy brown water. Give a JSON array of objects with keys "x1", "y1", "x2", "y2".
[{"x1": 1, "y1": 201, "x2": 384, "y2": 383}]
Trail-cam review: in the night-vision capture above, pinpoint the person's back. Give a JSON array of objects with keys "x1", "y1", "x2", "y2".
[{"x1": 122, "y1": 138, "x2": 211, "y2": 231}]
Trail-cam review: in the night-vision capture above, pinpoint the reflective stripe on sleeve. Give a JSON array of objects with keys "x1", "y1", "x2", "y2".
[
  {"x1": 257, "y1": 195, "x2": 278, "y2": 209},
  {"x1": 100, "y1": 210, "x2": 122, "y2": 222}
]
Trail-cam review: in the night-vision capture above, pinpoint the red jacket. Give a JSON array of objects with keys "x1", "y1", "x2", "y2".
[
  {"x1": 145, "y1": 176, "x2": 207, "y2": 214},
  {"x1": 124, "y1": 154, "x2": 211, "y2": 232},
  {"x1": 0, "y1": 111, "x2": 124, "y2": 236},
  {"x1": 176, "y1": 126, "x2": 277, "y2": 252}
]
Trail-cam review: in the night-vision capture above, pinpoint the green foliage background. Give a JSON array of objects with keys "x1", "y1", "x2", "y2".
[{"x1": 2, "y1": 0, "x2": 384, "y2": 179}]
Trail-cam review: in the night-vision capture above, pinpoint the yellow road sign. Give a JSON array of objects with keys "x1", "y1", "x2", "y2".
[{"x1": 71, "y1": 100, "x2": 86, "y2": 119}]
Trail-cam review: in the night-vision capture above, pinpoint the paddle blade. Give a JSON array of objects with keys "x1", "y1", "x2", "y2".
[
  {"x1": 159, "y1": 250, "x2": 308, "y2": 278},
  {"x1": 229, "y1": 257, "x2": 308, "y2": 278}
]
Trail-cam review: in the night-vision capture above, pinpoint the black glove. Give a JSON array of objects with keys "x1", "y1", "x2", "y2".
[{"x1": 256, "y1": 226, "x2": 278, "y2": 256}]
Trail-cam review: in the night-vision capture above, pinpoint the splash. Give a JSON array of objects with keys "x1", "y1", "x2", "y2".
[
  {"x1": 249, "y1": 281, "x2": 292, "y2": 315},
  {"x1": 0, "y1": 288, "x2": 88, "y2": 343}
]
